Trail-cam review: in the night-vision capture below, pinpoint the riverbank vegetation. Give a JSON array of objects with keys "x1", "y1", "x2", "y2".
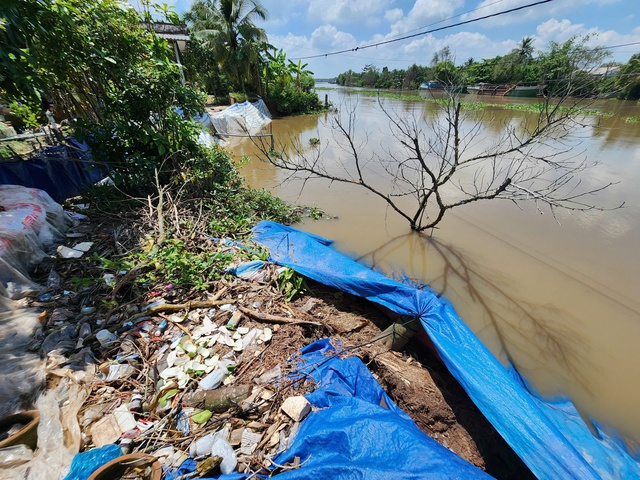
[
  {"x1": 336, "y1": 37, "x2": 640, "y2": 101},
  {"x1": 0, "y1": 0, "x2": 303, "y2": 288},
  {"x1": 183, "y1": 0, "x2": 322, "y2": 116},
  {"x1": 352, "y1": 90, "x2": 640, "y2": 122}
]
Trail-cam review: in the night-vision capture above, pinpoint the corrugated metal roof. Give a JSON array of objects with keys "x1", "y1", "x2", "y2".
[{"x1": 156, "y1": 33, "x2": 190, "y2": 41}]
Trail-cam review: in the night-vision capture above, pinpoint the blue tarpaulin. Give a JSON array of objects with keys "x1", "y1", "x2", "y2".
[
  {"x1": 265, "y1": 339, "x2": 491, "y2": 479},
  {"x1": 251, "y1": 221, "x2": 640, "y2": 480},
  {"x1": 166, "y1": 339, "x2": 490, "y2": 479},
  {"x1": 0, "y1": 138, "x2": 104, "y2": 202}
]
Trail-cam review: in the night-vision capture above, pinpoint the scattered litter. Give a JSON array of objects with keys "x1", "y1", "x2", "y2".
[
  {"x1": 240, "y1": 429, "x2": 263, "y2": 455},
  {"x1": 210, "y1": 435, "x2": 237, "y2": 475},
  {"x1": 281, "y1": 396, "x2": 312, "y2": 422},
  {"x1": 7, "y1": 217, "x2": 331, "y2": 478},
  {"x1": 96, "y1": 329, "x2": 117, "y2": 348},
  {"x1": 57, "y1": 245, "x2": 84, "y2": 259},
  {"x1": 89, "y1": 414, "x2": 121, "y2": 447},
  {"x1": 255, "y1": 364, "x2": 281, "y2": 385},
  {"x1": 105, "y1": 363, "x2": 134, "y2": 381},
  {"x1": 72, "y1": 241, "x2": 93, "y2": 252}
]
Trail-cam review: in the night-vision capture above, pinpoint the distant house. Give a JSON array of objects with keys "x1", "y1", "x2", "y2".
[
  {"x1": 141, "y1": 22, "x2": 190, "y2": 83},
  {"x1": 590, "y1": 65, "x2": 621, "y2": 78}
]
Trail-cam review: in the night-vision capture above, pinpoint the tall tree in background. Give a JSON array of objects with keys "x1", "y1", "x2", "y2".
[
  {"x1": 518, "y1": 37, "x2": 535, "y2": 63},
  {"x1": 185, "y1": 0, "x2": 268, "y2": 93},
  {"x1": 616, "y1": 53, "x2": 640, "y2": 100}
]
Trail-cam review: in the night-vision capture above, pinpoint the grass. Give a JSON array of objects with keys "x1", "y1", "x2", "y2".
[{"x1": 356, "y1": 89, "x2": 633, "y2": 120}]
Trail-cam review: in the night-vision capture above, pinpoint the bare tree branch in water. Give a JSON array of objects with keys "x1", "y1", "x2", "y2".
[{"x1": 253, "y1": 60, "x2": 624, "y2": 232}]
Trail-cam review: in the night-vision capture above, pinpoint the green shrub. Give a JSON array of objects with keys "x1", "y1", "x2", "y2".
[{"x1": 268, "y1": 85, "x2": 323, "y2": 116}]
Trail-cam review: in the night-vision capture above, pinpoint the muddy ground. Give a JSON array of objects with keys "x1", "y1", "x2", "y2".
[{"x1": 289, "y1": 282, "x2": 535, "y2": 479}]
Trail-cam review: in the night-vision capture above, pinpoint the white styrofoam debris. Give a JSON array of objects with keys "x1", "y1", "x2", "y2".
[
  {"x1": 240, "y1": 429, "x2": 263, "y2": 455},
  {"x1": 281, "y1": 396, "x2": 311, "y2": 422}
]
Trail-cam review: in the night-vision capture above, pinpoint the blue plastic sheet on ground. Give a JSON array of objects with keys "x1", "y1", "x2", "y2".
[
  {"x1": 0, "y1": 138, "x2": 104, "y2": 202},
  {"x1": 225, "y1": 260, "x2": 267, "y2": 280},
  {"x1": 62, "y1": 443, "x2": 122, "y2": 480},
  {"x1": 266, "y1": 339, "x2": 491, "y2": 479},
  {"x1": 165, "y1": 338, "x2": 490, "y2": 480},
  {"x1": 251, "y1": 220, "x2": 640, "y2": 480}
]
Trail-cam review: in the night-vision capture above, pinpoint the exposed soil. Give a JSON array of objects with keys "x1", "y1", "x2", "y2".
[
  {"x1": 289, "y1": 283, "x2": 535, "y2": 479},
  {"x1": 14, "y1": 209, "x2": 536, "y2": 479}
]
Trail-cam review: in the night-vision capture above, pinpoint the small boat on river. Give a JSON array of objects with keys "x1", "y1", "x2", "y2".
[
  {"x1": 466, "y1": 83, "x2": 543, "y2": 97},
  {"x1": 419, "y1": 81, "x2": 467, "y2": 93}
]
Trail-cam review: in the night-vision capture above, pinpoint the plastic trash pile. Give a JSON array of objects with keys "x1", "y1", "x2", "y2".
[{"x1": 0, "y1": 203, "x2": 325, "y2": 479}]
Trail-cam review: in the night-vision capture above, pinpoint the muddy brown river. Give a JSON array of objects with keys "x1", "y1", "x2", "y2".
[{"x1": 233, "y1": 86, "x2": 640, "y2": 446}]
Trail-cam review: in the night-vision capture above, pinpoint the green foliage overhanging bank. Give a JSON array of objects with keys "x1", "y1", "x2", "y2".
[
  {"x1": 0, "y1": 0, "x2": 296, "y2": 230},
  {"x1": 2, "y1": 0, "x2": 202, "y2": 192},
  {"x1": 184, "y1": 0, "x2": 323, "y2": 116}
]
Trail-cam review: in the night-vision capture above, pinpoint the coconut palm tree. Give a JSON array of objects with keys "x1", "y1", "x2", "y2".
[
  {"x1": 518, "y1": 37, "x2": 535, "y2": 62},
  {"x1": 185, "y1": 0, "x2": 269, "y2": 93}
]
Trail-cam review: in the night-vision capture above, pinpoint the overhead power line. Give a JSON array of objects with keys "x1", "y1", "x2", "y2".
[
  {"x1": 293, "y1": 0, "x2": 555, "y2": 61},
  {"x1": 600, "y1": 41, "x2": 640, "y2": 50},
  {"x1": 274, "y1": 0, "x2": 507, "y2": 60},
  {"x1": 372, "y1": 0, "x2": 508, "y2": 45}
]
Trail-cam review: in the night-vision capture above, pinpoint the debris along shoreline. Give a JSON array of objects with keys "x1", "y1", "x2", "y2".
[{"x1": 2, "y1": 206, "x2": 532, "y2": 479}]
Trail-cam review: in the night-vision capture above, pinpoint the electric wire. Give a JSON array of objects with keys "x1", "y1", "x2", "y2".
[
  {"x1": 292, "y1": 0, "x2": 555, "y2": 60},
  {"x1": 270, "y1": 0, "x2": 508, "y2": 63}
]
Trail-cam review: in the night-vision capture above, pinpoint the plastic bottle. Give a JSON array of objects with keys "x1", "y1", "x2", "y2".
[
  {"x1": 96, "y1": 329, "x2": 117, "y2": 347},
  {"x1": 47, "y1": 269, "x2": 61, "y2": 289},
  {"x1": 119, "y1": 437, "x2": 132, "y2": 455},
  {"x1": 120, "y1": 428, "x2": 140, "y2": 453},
  {"x1": 153, "y1": 319, "x2": 168, "y2": 337},
  {"x1": 130, "y1": 391, "x2": 143, "y2": 413}
]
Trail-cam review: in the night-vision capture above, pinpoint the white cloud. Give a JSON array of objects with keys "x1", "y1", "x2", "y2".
[
  {"x1": 461, "y1": 0, "x2": 551, "y2": 27},
  {"x1": 310, "y1": 25, "x2": 358, "y2": 50},
  {"x1": 389, "y1": 0, "x2": 464, "y2": 36},
  {"x1": 307, "y1": 0, "x2": 393, "y2": 26},
  {"x1": 262, "y1": 0, "x2": 308, "y2": 28},
  {"x1": 400, "y1": 31, "x2": 517, "y2": 63},
  {"x1": 385, "y1": 8, "x2": 404, "y2": 23},
  {"x1": 461, "y1": 0, "x2": 625, "y2": 28},
  {"x1": 535, "y1": 18, "x2": 640, "y2": 62},
  {"x1": 536, "y1": 18, "x2": 585, "y2": 44}
]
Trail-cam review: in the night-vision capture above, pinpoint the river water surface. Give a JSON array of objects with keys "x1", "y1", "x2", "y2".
[{"x1": 234, "y1": 86, "x2": 640, "y2": 446}]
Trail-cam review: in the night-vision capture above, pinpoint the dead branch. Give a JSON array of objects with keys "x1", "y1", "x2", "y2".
[
  {"x1": 254, "y1": 70, "x2": 623, "y2": 232},
  {"x1": 238, "y1": 306, "x2": 325, "y2": 328}
]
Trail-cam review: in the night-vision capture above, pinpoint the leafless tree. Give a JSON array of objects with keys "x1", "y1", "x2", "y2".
[{"x1": 253, "y1": 82, "x2": 623, "y2": 232}]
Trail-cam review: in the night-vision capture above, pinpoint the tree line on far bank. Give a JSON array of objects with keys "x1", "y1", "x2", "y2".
[{"x1": 336, "y1": 38, "x2": 640, "y2": 101}]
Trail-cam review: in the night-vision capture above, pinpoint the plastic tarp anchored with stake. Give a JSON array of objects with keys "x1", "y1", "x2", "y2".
[{"x1": 250, "y1": 220, "x2": 640, "y2": 480}]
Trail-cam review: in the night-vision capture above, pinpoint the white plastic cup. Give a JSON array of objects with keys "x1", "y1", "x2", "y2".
[{"x1": 96, "y1": 329, "x2": 117, "y2": 347}]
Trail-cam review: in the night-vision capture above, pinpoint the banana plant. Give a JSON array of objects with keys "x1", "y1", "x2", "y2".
[{"x1": 287, "y1": 59, "x2": 313, "y2": 92}]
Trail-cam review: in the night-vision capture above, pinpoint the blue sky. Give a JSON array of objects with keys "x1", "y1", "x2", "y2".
[{"x1": 161, "y1": 0, "x2": 640, "y2": 77}]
